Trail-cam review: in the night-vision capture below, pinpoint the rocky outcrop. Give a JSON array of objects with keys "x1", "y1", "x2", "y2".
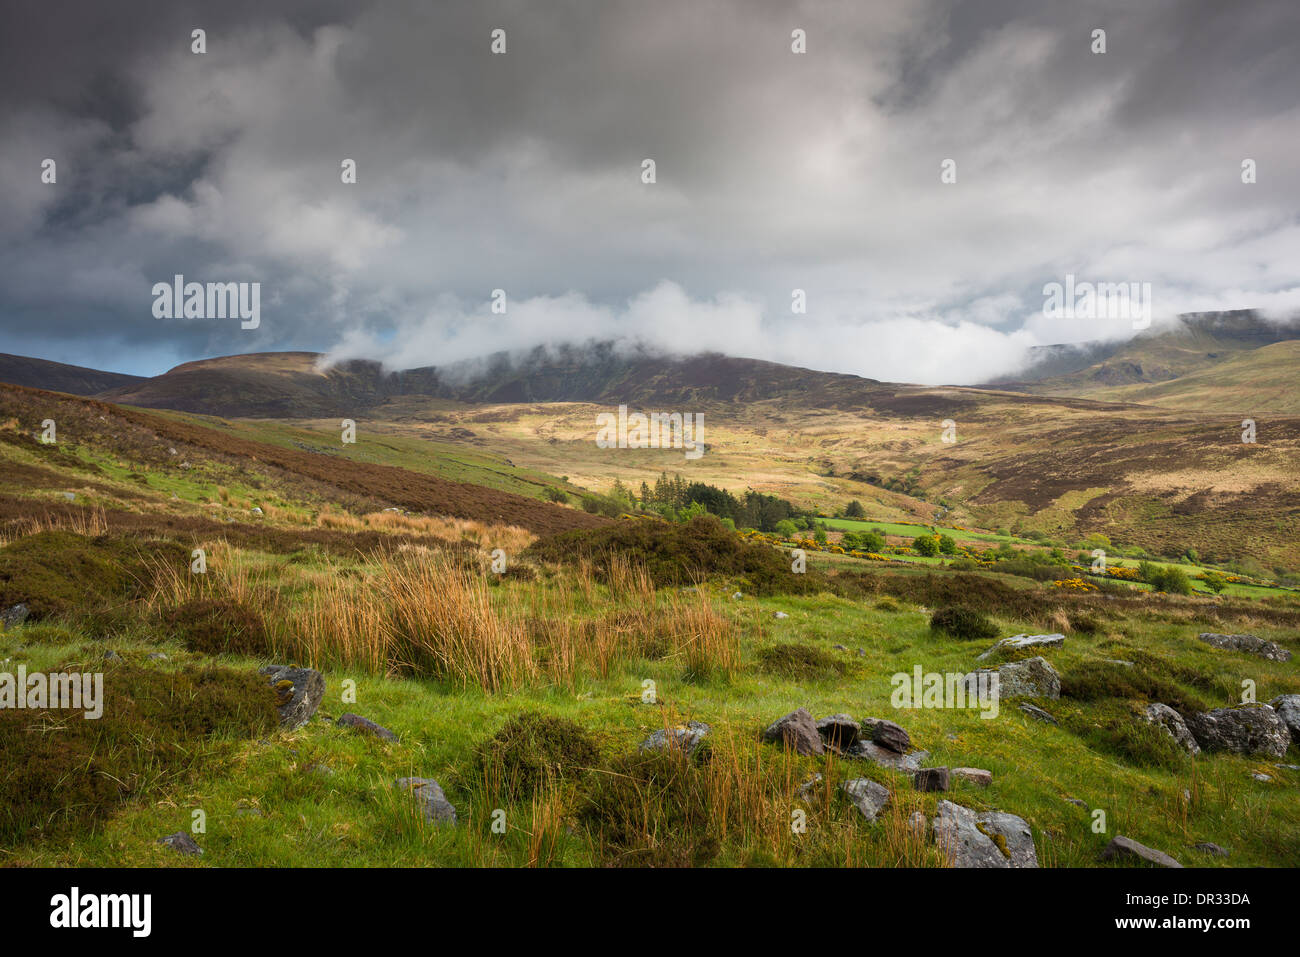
[
  {"x1": 1196, "y1": 633, "x2": 1291, "y2": 662},
  {"x1": 976, "y1": 633, "x2": 1064, "y2": 661},
  {"x1": 964, "y1": 656, "x2": 1060, "y2": 700},
  {"x1": 1183, "y1": 705, "x2": 1291, "y2": 758},
  {"x1": 932, "y1": 801, "x2": 1038, "y2": 868},
  {"x1": 1269, "y1": 695, "x2": 1300, "y2": 741}
]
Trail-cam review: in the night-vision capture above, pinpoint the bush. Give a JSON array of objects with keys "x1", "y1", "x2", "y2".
[
  {"x1": 474, "y1": 712, "x2": 601, "y2": 801},
  {"x1": 929, "y1": 605, "x2": 998, "y2": 641},
  {"x1": 774, "y1": 519, "x2": 798, "y2": 539},
  {"x1": 937, "y1": 534, "x2": 957, "y2": 555},
  {"x1": 166, "y1": 598, "x2": 270, "y2": 656},
  {"x1": 1138, "y1": 562, "x2": 1194, "y2": 595},
  {"x1": 578, "y1": 749, "x2": 720, "y2": 867},
  {"x1": 543, "y1": 487, "x2": 569, "y2": 504},
  {"x1": 912, "y1": 535, "x2": 940, "y2": 557},
  {"x1": 757, "y1": 643, "x2": 846, "y2": 681},
  {"x1": 844, "y1": 500, "x2": 865, "y2": 518},
  {"x1": 527, "y1": 515, "x2": 827, "y2": 596}
]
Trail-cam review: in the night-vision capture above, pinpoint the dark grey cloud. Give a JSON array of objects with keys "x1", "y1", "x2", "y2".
[{"x1": 0, "y1": 0, "x2": 1296, "y2": 382}]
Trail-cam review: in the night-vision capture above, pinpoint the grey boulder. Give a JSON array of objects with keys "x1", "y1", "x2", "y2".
[
  {"x1": 1196, "y1": 632, "x2": 1291, "y2": 662},
  {"x1": 1183, "y1": 705, "x2": 1291, "y2": 758},
  {"x1": 1269, "y1": 695, "x2": 1300, "y2": 741},
  {"x1": 640, "y1": 720, "x2": 711, "y2": 756},
  {"x1": 261, "y1": 664, "x2": 325, "y2": 731},
  {"x1": 337, "y1": 712, "x2": 398, "y2": 742},
  {"x1": 762, "y1": 708, "x2": 825, "y2": 756},
  {"x1": 932, "y1": 801, "x2": 1038, "y2": 868},
  {"x1": 841, "y1": 778, "x2": 891, "y2": 822},
  {"x1": 1142, "y1": 703, "x2": 1200, "y2": 756},
  {"x1": 1099, "y1": 835, "x2": 1182, "y2": 868},
  {"x1": 976, "y1": 633, "x2": 1064, "y2": 661},
  {"x1": 395, "y1": 777, "x2": 457, "y2": 824}
]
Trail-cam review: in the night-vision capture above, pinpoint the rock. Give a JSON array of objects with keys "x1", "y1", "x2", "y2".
[
  {"x1": 251, "y1": 506, "x2": 264, "y2": 516},
  {"x1": 62, "y1": 492, "x2": 76, "y2": 502},
  {"x1": 997, "y1": 656, "x2": 1061, "y2": 699},
  {"x1": 395, "y1": 777, "x2": 456, "y2": 824},
  {"x1": 841, "y1": 778, "x2": 891, "y2": 822},
  {"x1": 103, "y1": 650, "x2": 122, "y2": 662},
  {"x1": 731, "y1": 591, "x2": 743, "y2": 600},
  {"x1": 815, "y1": 713, "x2": 861, "y2": 750},
  {"x1": 1252, "y1": 773, "x2": 1272, "y2": 782},
  {"x1": 1065, "y1": 798, "x2": 1088, "y2": 809},
  {"x1": 640, "y1": 720, "x2": 710, "y2": 756},
  {"x1": 261, "y1": 665, "x2": 325, "y2": 731},
  {"x1": 952, "y1": 767, "x2": 993, "y2": 787},
  {"x1": 932, "y1": 801, "x2": 1038, "y2": 868},
  {"x1": 869, "y1": 719, "x2": 911, "y2": 753},
  {"x1": 832, "y1": 643, "x2": 847, "y2": 651},
  {"x1": 908, "y1": 811, "x2": 928, "y2": 839},
  {"x1": 1142, "y1": 702, "x2": 1201, "y2": 755},
  {"x1": 1019, "y1": 703, "x2": 1058, "y2": 724},
  {"x1": 1192, "y1": 842, "x2": 1229, "y2": 857},
  {"x1": 1269, "y1": 695, "x2": 1300, "y2": 741},
  {"x1": 0, "y1": 604, "x2": 30, "y2": 631},
  {"x1": 855, "y1": 648, "x2": 865, "y2": 657},
  {"x1": 761, "y1": 708, "x2": 824, "y2": 756},
  {"x1": 796, "y1": 773, "x2": 824, "y2": 801},
  {"x1": 147, "y1": 652, "x2": 168, "y2": 661},
  {"x1": 1196, "y1": 632, "x2": 1291, "y2": 662},
  {"x1": 1103, "y1": 659, "x2": 1135, "y2": 667},
  {"x1": 158, "y1": 832, "x2": 203, "y2": 856},
  {"x1": 1183, "y1": 705, "x2": 1291, "y2": 758},
  {"x1": 844, "y1": 739, "x2": 929, "y2": 772},
  {"x1": 1099, "y1": 835, "x2": 1182, "y2": 868},
  {"x1": 337, "y1": 713, "x2": 398, "y2": 742},
  {"x1": 913, "y1": 767, "x2": 950, "y2": 792},
  {"x1": 976, "y1": 633, "x2": 1064, "y2": 661},
  {"x1": 773, "y1": 611, "x2": 789, "y2": 620}
]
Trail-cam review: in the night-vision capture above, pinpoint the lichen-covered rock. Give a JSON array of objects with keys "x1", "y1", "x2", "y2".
[
  {"x1": 157, "y1": 832, "x2": 203, "y2": 856},
  {"x1": 337, "y1": 712, "x2": 398, "y2": 742},
  {"x1": 1019, "y1": 703, "x2": 1058, "y2": 724},
  {"x1": 761, "y1": 708, "x2": 824, "y2": 756},
  {"x1": 0, "y1": 603, "x2": 29, "y2": 631},
  {"x1": 1142, "y1": 702, "x2": 1200, "y2": 756},
  {"x1": 841, "y1": 778, "x2": 891, "y2": 822},
  {"x1": 640, "y1": 720, "x2": 711, "y2": 756},
  {"x1": 952, "y1": 767, "x2": 993, "y2": 787},
  {"x1": 1099, "y1": 835, "x2": 1182, "y2": 868},
  {"x1": 1269, "y1": 694, "x2": 1300, "y2": 741},
  {"x1": 815, "y1": 713, "x2": 861, "y2": 750},
  {"x1": 1196, "y1": 632, "x2": 1291, "y2": 662},
  {"x1": 932, "y1": 800, "x2": 1037, "y2": 868},
  {"x1": 1183, "y1": 704, "x2": 1291, "y2": 758},
  {"x1": 976, "y1": 633, "x2": 1064, "y2": 661},
  {"x1": 260, "y1": 664, "x2": 325, "y2": 731},
  {"x1": 395, "y1": 777, "x2": 456, "y2": 824},
  {"x1": 964, "y1": 656, "x2": 1060, "y2": 700}
]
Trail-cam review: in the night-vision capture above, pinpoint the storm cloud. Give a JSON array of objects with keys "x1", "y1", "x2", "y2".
[{"x1": 0, "y1": 0, "x2": 1297, "y2": 382}]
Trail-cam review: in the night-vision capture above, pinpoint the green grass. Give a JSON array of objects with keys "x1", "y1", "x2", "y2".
[{"x1": 3, "y1": 556, "x2": 1297, "y2": 868}]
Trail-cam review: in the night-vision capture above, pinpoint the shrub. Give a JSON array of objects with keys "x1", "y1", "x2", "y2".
[
  {"x1": 844, "y1": 500, "x2": 865, "y2": 518},
  {"x1": 166, "y1": 598, "x2": 270, "y2": 656},
  {"x1": 912, "y1": 535, "x2": 940, "y2": 557},
  {"x1": 929, "y1": 605, "x2": 998, "y2": 641},
  {"x1": 774, "y1": 519, "x2": 798, "y2": 539},
  {"x1": 757, "y1": 643, "x2": 845, "y2": 681},
  {"x1": 578, "y1": 749, "x2": 720, "y2": 867},
  {"x1": 937, "y1": 534, "x2": 957, "y2": 555},
  {"x1": 543, "y1": 487, "x2": 569, "y2": 504},
  {"x1": 474, "y1": 712, "x2": 601, "y2": 801}
]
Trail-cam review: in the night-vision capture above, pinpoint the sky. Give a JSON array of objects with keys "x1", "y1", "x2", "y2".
[{"x1": 0, "y1": 0, "x2": 1297, "y2": 384}]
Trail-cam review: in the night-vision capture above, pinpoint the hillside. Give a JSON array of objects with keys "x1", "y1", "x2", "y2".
[
  {"x1": 0, "y1": 353, "x2": 145, "y2": 396},
  {"x1": 991, "y1": 310, "x2": 1300, "y2": 398}
]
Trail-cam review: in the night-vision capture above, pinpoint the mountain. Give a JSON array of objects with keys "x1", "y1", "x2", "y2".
[
  {"x1": 989, "y1": 310, "x2": 1300, "y2": 403},
  {"x1": 0, "y1": 353, "x2": 145, "y2": 396}
]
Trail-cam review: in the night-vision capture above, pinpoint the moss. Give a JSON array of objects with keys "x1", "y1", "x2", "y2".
[
  {"x1": 977, "y1": 822, "x2": 1012, "y2": 859},
  {"x1": 0, "y1": 662, "x2": 278, "y2": 845},
  {"x1": 474, "y1": 711, "x2": 601, "y2": 801}
]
